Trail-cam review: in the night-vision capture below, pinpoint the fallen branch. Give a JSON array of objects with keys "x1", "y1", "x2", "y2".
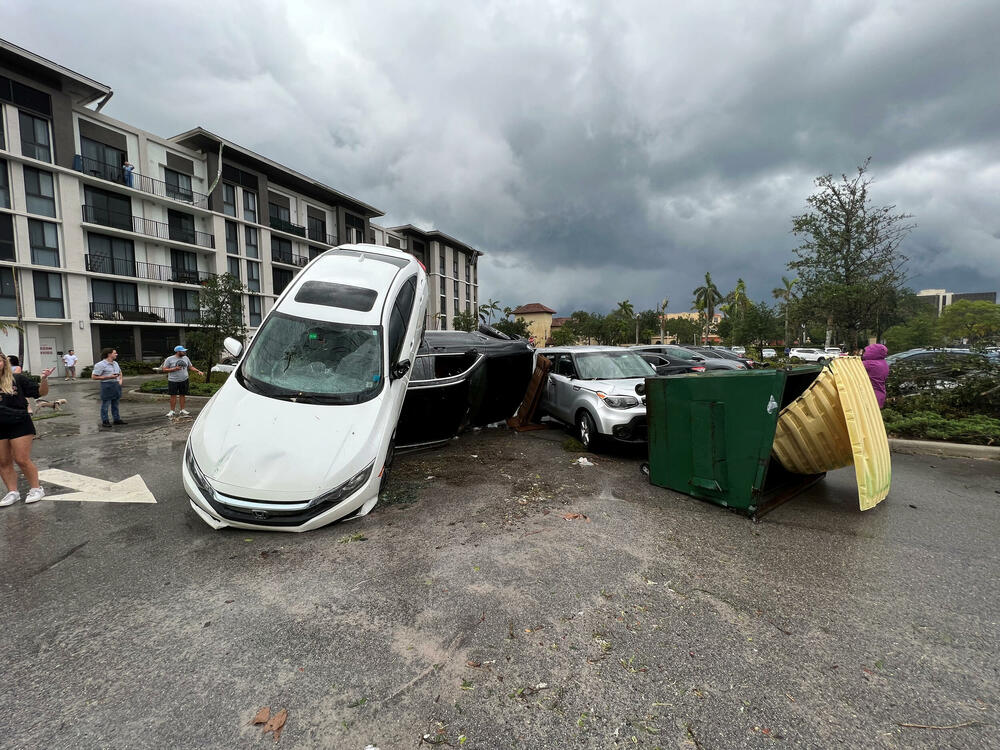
[{"x1": 895, "y1": 720, "x2": 982, "y2": 730}]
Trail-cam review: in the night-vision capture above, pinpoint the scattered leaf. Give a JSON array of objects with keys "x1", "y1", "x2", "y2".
[
  {"x1": 562, "y1": 513, "x2": 590, "y2": 521},
  {"x1": 251, "y1": 706, "x2": 271, "y2": 725},
  {"x1": 262, "y1": 708, "x2": 287, "y2": 738}
]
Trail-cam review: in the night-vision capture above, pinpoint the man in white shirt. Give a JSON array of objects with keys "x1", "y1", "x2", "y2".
[{"x1": 62, "y1": 349, "x2": 78, "y2": 381}]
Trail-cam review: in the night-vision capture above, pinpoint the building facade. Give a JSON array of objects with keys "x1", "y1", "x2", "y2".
[
  {"x1": 916, "y1": 288, "x2": 998, "y2": 316},
  {"x1": 0, "y1": 39, "x2": 480, "y2": 373}
]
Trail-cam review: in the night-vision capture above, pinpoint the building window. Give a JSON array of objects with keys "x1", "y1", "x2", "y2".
[
  {"x1": 87, "y1": 234, "x2": 135, "y2": 276},
  {"x1": 167, "y1": 209, "x2": 196, "y2": 245},
  {"x1": 227, "y1": 256, "x2": 240, "y2": 279},
  {"x1": 173, "y1": 288, "x2": 200, "y2": 323},
  {"x1": 80, "y1": 136, "x2": 125, "y2": 182},
  {"x1": 246, "y1": 260, "x2": 260, "y2": 292},
  {"x1": 453, "y1": 279, "x2": 459, "y2": 297},
  {"x1": 271, "y1": 236, "x2": 292, "y2": 264},
  {"x1": 225, "y1": 221, "x2": 239, "y2": 254},
  {"x1": 24, "y1": 167, "x2": 56, "y2": 217},
  {"x1": 19, "y1": 112, "x2": 51, "y2": 162},
  {"x1": 243, "y1": 189, "x2": 257, "y2": 223},
  {"x1": 453, "y1": 254, "x2": 458, "y2": 277},
  {"x1": 33, "y1": 271, "x2": 63, "y2": 317},
  {"x1": 0, "y1": 214, "x2": 14, "y2": 261},
  {"x1": 248, "y1": 295, "x2": 261, "y2": 326},
  {"x1": 92, "y1": 279, "x2": 138, "y2": 311},
  {"x1": 345, "y1": 213, "x2": 364, "y2": 243},
  {"x1": 308, "y1": 245, "x2": 325, "y2": 260},
  {"x1": 28, "y1": 219, "x2": 59, "y2": 267},
  {"x1": 222, "y1": 183, "x2": 237, "y2": 216},
  {"x1": 439, "y1": 294, "x2": 447, "y2": 328},
  {"x1": 164, "y1": 168, "x2": 193, "y2": 202},
  {"x1": 84, "y1": 186, "x2": 132, "y2": 230},
  {"x1": 245, "y1": 226, "x2": 258, "y2": 258},
  {"x1": 272, "y1": 267, "x2": 293, "y2": 295},
  {"x1": 439, "y1": 249, "x2": 445, "y2": 274},
  {"x1": 0, "y1": 267, "x2": 15, "y2": 316},
  {"x1": 0, "y1": 159, "x2": 9, "y2": 208},
  {"x1": 0, "y1": 104, "x2": 5, "y2": 150},
  {"x1": 307, "y1": 215, "x2": 327, "y2": 243},
  {"x1": 465, "y1": 261, "x2": 471, "y2": 283},
  {"x1": 170, "y1": 248, "x2": 199, "y2": 284}
]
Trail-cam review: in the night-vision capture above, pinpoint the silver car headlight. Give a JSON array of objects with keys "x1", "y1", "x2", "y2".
[
  {"x1": 185, "y1": 442, "x2": 215, "y2": 500},
  {"x1": 309, "y1": 463, "x2": 374, "y2": 508},
  {"x1": 597, "y1": 392, "x2": 640, "y2": 409}
]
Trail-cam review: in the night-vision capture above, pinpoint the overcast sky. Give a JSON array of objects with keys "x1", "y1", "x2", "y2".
[{"x1": 5, "y1": 1, "x2": 999, "y2": 316}]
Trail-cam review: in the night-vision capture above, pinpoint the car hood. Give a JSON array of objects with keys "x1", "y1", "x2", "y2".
[
  {"x1": 576, "y1": 378, "x2": 647, "y2": 395},
  {"x1": 189, "y1": 377, "x2": 386, "y2": 501}
]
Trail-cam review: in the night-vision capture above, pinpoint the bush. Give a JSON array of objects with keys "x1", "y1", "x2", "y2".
[
  {"x1": 138, "y1": 371, "x2": 228, "y2": 396},
  {"x1": 882, "y1": 409, "x2": 1000, "y2": 445}
]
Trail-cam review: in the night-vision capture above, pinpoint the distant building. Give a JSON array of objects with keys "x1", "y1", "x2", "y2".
[
  {"x1": 916, "y1": 289, "x2": 997, "y2": 316},
  {"x1": 511, "y1": 302, "x2": 556, "y2": 344}
]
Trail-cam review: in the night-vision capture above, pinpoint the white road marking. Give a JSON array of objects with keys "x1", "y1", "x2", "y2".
[{"x1": 38, "y1": 469, "x2": 156, "y2": 504}]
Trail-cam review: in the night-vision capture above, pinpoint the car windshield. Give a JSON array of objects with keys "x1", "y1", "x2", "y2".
[
  {"x1": 238, "y1": 312, "x2": 383, "y2": 403},
  {"x1": 575, "y1": 351, "x2": 655, "y2": 380}
]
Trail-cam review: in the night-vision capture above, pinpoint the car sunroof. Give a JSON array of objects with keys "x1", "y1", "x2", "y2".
[{"x1": 294, "y1": 280, "x2": 378, "y2": 311}]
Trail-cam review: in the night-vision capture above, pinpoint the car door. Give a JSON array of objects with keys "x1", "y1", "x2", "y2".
[{"x1": 546, "y1": 353, "x2": 578, "y2": 421}]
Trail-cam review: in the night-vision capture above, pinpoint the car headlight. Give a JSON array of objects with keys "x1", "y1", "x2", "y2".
[
  {"x1": 597, "y1": 392, "x2": 640, "y2": 409},
  {"x1": 185, "y1": 442, "x2": 215, "y2": 500},
  {"x1": 309, "y1": 463, "x2": 374, "y2": 508}
]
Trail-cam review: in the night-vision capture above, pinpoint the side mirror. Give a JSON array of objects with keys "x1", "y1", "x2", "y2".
[
  {"x1": 223, "y1": 337, "x2": 243, "y2": 358},
  {"x1": 391, "y1": 359, "x2": 411, "y2": 380}
]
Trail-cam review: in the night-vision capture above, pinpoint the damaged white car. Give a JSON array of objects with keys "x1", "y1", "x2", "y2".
[{"x1": 184, "y1": 244, "x2": 427, "y2": 532}]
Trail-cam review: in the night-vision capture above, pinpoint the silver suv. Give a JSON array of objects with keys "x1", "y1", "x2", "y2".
[{"x1": 537, "y1": 346, "x2": 654, "y2": 450}]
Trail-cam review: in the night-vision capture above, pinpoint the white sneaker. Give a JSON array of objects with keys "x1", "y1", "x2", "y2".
[
  {"x1": 166, "y1": 410, "x2": 176, "y2": 418},
  {"x1": 179, "y1": 409, "x2": 190, "y2": 416},
  {"x1": 25, "y1": 487, "x2": 45, "y2": 504},
  {"x1": 0, "y1": 490, "x2": 19, "y2": 507}
]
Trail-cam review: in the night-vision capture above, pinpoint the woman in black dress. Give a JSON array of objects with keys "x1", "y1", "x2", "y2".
[{"x1": 0, "y1": 351, "x2": 54, "y2": 506}]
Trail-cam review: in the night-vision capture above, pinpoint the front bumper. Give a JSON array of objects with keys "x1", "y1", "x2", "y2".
[
  {"x1": 610, "y1": 414, "x2": 648, "y2": 443},
  {"x1": 183, "y1": 457, "x2": 379, "y2": 533}
]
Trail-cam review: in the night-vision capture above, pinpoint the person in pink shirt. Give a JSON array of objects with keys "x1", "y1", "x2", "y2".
[{"x1": 861, "y1": 343, "x2": 889, "y2": 408}]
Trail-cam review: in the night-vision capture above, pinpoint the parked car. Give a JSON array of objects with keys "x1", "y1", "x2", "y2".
[
  {"x1": 184, "y1": 244, "x2": 428, "y2": 532},
  {"x1": 788, "y1": 347, "x2": 831, "y2": 362},
  {"x1": 761, "y1": 348, "x2": 777, "y2": 358},
  {"x1": 824, "y1": 347, "x2": 845, "y2": 357},
  {"x1": 631, "y1": 345, "x2": 744, "y2": 371},
  {"x1": 636, "y1": 352, "x2": 706, "y2": 376},
  {"x1": 537, "y1": 346, "x2": 654, "y2": 450},
  {"x1": 210, "y1": 356, "x2": 238, "y2": 374},
  {"x1": 686, "y1": 346, "x2": 753, "y2": 369},
  {"x1": 730, "y1": 346, "x2": 746, "y2": 355}
]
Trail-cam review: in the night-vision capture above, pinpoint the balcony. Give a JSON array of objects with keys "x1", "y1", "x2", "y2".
[
  {"x1": 82, "y1": 205, "x2": 215, "y2": 249},
  {"x1": 89, "y1": 302, "x2": 201, "y2": 324},
  {"x1": 74, "y1": 154, "x2": 210, "y2": 208},
  {"x1": 84, "y1": 255, "x2": 215, "y2": 285},
  {"x1": 271, "y1": 249, "x2": 309, "y2": 267},
  {"x1": 307, "y1": 226, "x2": 338, "y2": 246},
  {"x1": 269, "y1": 216, "x2": 307, "y2": 238}
]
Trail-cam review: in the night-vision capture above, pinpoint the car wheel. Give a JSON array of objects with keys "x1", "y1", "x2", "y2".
[
  {"x1": 817, "y1": 357, "x2": 826, "y2": 363},
  {"x1": 577, "y1": 410, "x2": 598, "y2": 451}
]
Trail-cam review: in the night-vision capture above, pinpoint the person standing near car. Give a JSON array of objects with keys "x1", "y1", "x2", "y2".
[
  {"x1": 862, "y1": 343, "x2": 889, "y2": 409},
  {"x1": 92, "y1": 348, "x2": 126, "y2": 427},
  {"x1": 161, "y1": 345, "x2": 204, "y2": 418},
  {"x1": 0, "y1": 351, "x2": 55, "y2": 506}
]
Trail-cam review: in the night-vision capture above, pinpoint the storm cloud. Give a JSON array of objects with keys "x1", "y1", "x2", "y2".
[{"x1": 4, "y1": 0, "x2": 998, "y2": 315}]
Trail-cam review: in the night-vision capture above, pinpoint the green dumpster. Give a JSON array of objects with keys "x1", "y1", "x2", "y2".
[{"x1": 644, "y1": 367, "x2": 826, "y2": 517}]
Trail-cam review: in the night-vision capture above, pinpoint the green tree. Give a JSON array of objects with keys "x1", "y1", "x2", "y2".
[
  {"x1": 494, "y1": 316, "x2": 531, "y2": 339},
  {"x1": 636, "y1": 309, "x2": 661, "y2": 344},
  {"x1": 693, "y1": 272, "x2": 723, "y2": 343},
  {"x1": 771, "y1": 275, "x2": 798, "y2": 344},
  {"x1": 452, "y1": 310, "x2": 478, "y2": 332},
  {"x1": 883, "y1": 312, "x2": 943, "y2": 352},
  {"x1": 478, "y1": 298, "x2": 501, "y2": 325},
  {"x1": 938, "y1": 300, "x2": 1000, "y2": 347},
  {"x1": 551, "y1": 324, "x2": 578, "y2": 346},
  {"x1": 726, "y1": 278, "x2": 750, "y2": 320},
  {"x1": 731, "y1": 301, "x2": 782, "y2": 352},
  {"x1": 664, "y1": 316, "x2": 700, "y2": 345},
  {"x1": 184, "y1": 273, "x2": 247, "y2": 383},
  {"x1": 789, "y1": 158, "x2": 914, "y2": 349}
]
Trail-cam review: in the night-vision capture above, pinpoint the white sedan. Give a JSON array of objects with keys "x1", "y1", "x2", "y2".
[{"x1": 789, "y1": 347, "x2": 832, "y2": 362}]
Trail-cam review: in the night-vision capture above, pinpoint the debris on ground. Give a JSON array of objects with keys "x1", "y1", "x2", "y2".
[{"x1": 574, "y1": 457, "x2": 595, "y2": 467}]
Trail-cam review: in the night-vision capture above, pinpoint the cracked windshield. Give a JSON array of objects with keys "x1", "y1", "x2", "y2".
[{"x1": 241, "y1": 313, "x2": 382, "y2": 400}]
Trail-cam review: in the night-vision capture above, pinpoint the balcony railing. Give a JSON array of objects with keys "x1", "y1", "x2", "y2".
[
  {"x1": 269, "y1": 216, "x2": 307, "y2": 238},
  {"x1": 271, "y1": 249, "x2": 309, "y2": 267},
  {"x1": 82, "y1": 205, "x2": 215, "y2": 249},
  {"x1": 74, "y1": 154, "x2": 210, "y2": 208},
  {"x1": 307, "y1": 226, "x2": 338, "y2": 246},
  {"x1": 84, "y1": 254, "x2": 215, "y2": 285},
  {"x1": 89, "y1": 302, "x2": 201, "y2": 324}
]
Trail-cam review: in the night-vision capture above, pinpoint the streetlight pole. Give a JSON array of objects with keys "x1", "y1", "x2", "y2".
[{"x1": 635, "y1": 313, "x2": 640, "y2": 345}]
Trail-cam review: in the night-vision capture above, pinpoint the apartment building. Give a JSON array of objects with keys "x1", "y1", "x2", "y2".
[
  {"x1": 916, "y1": 288, "x2": 998, "y2": 316},
  {"x1": 0, "y1": 39, "x2": 480, "y2": 372}
]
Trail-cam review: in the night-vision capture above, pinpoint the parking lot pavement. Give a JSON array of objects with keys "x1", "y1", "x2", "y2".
[{"x1": 1, "y1": 389, "x2": 998, "y2": 749}]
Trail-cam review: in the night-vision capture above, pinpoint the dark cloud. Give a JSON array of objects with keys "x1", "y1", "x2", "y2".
[{"x1": 4, "y1": 0, "x2": 998, "y2": 315}]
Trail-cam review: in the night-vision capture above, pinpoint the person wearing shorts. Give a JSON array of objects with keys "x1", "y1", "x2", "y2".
[
  {"x1": 63, "y1": 350, "x2": 78, "y2": 380},
  {"x1": 0, "y1": 351, "x2": 55, "y2": 507},
  {"x1": 161, "y1": 345, "x2": 204, "y2": 418}
]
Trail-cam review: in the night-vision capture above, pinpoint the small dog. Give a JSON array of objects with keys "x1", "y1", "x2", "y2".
[{"x1": 34, "y1": 398, "x2": 67, "y2": 412}]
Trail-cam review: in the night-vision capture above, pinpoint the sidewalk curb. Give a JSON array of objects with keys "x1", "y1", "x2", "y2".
[{"x1": 889, "y1": 438, "x2": 1000, "y2": 461}]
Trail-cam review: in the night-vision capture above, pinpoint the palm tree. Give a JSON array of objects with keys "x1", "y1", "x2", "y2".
[
  {"x1": 478, "y1": 298, "x2": 501, "y2": 325},
  {"x1": 615, "y1": 299, "x2": 635, "y2": 319},
  {"x1": 692, "y1": 272, "x2": 723, "y2": 343},
  {"x1": 658, "y1": 297, "x2": 669, "y2": 343},
  {"x1": 727, "y1": 278, "x2": 750, "y2": 319},
  {"x1": 771, "y1": 276, "x2": 798, "y2": 344}
]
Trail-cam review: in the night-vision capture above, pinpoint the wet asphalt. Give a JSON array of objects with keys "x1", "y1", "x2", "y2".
[{"x1": 0, "y1": 377, "x2": 998, "y2": 749}]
